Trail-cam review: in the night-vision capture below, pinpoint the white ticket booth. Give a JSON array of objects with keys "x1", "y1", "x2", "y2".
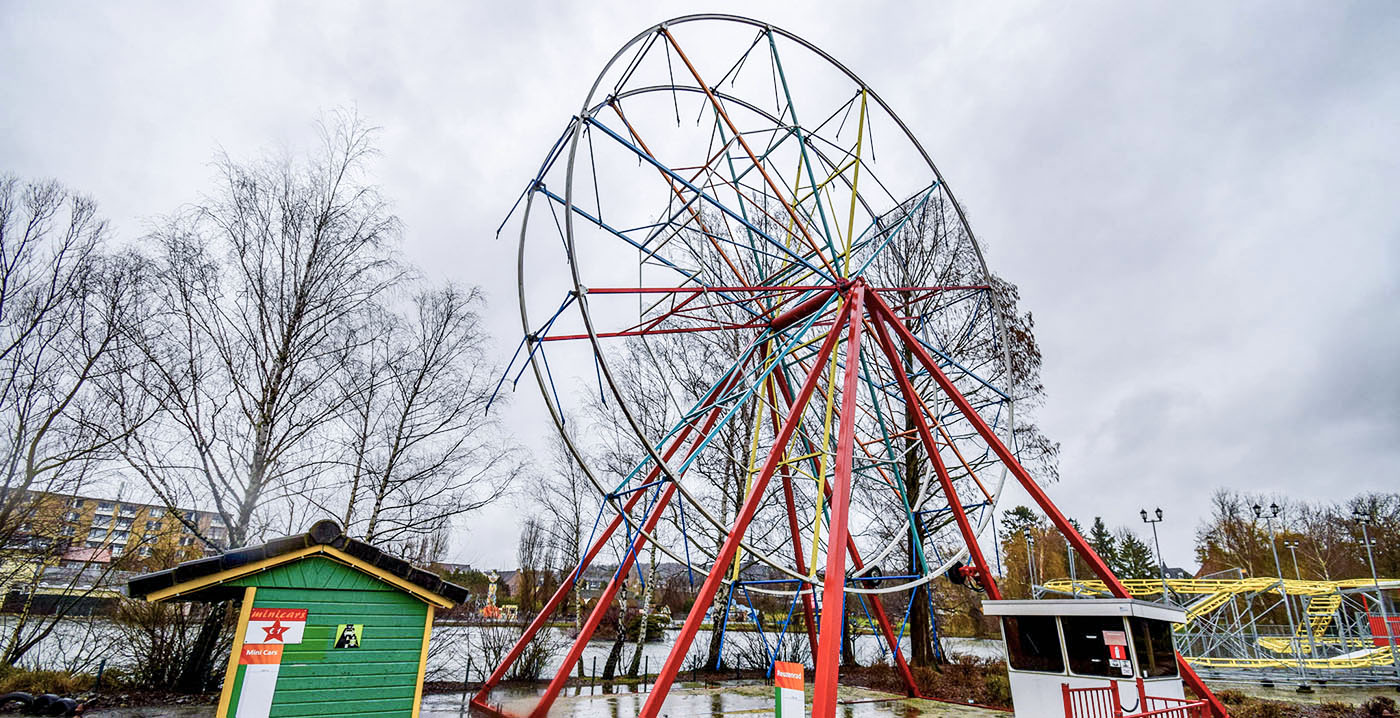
[{"x1": 983, "y1": 599, "x2": 1188, "y2": 718}]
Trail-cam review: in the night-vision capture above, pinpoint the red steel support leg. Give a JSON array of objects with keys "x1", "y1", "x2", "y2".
[
  {"x1": 868, "y1": 314, "x2": 1002, "y2": 599},
  {"x1": 473, "y1": 368, "x2": 744, "y2": 710},
  {"x1": 812, "y1": 285, "x2": 865, "y2": 718},
  {"x1": 865, "y1": 292, "x2": 1229, "y2": 718},
  {"x1": 637, "y1": 298, "x2": 854, "y2": 718},
  {"x1": 767, "y1": 347, "x2": 920, "y2": 696},
  {"x1": 765, "y1": 378, "x2": 820, "y2": 655},
  {"x1": 531, "y1": 482, "x2": 679, "y2": 718}
]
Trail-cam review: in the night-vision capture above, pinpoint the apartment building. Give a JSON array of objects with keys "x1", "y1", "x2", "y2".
[{"x1": 17, "y1": 491, "x2": 227, "y2": 565}]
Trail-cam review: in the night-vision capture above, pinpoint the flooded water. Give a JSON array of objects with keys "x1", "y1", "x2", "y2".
[{"x1": 427, "y1": 625, "x2": 1002, "y2": 684}]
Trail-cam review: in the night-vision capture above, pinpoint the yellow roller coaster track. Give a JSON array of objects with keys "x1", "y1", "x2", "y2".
[
  {"x1": 1038, "y1": 576, "x2": 1400, "y2": 669},
  {"x1": 1040, "y1": 578, "x2": 1398, "y2": 626}
]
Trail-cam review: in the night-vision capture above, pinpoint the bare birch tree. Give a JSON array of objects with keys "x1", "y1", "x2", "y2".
[
  {"x1": 119, "y1": 112, "x2": 401, "y2": 689},
  {"x1": 334, "y1": 284, "x2": 516, "y2": 553},
  {"x1": 0, "y1": 175, "x2": 149, "y2": 664}
]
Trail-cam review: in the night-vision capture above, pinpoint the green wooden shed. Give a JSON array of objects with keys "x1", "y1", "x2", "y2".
[{"x1": 127, "y1": 519, "x2": 469, "y2": 718}]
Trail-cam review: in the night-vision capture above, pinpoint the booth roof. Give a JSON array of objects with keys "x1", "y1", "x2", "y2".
[
  {"x1": 981, "y1": 598, "x2": 1187, "y2": 624},
  {"x1": 126, "y1": 519, "x2": 470, "y2": 607}
]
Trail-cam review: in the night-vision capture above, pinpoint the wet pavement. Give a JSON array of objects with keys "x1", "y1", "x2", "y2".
[
  {"x1": 83, "y1": 681, "x2": 1008, "y2": 717},
  {"x1": 435, "y1": 681, "x2": 1006, "y2": 718}
]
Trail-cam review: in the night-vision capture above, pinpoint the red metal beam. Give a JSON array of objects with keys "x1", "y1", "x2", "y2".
[
  {"x1": 768, "y1": 287, "x2": 838, "y2": 331},
  {"x1": 531, "y1": 481, "x2": 680, "y2": 718},
  {"x1": 812, "y1": 285, "x2": 865, "y2": 718},
  {"x1": 864, "y1": 291, "x2": 1229, "y2": 718},
  {"x1": 658, "y1": 28, "x2": 838, "y2": 279},
  {"x1": 867, "y1": 314, "x2": 1002, "y2": 599},
  {"x1": 472, "y1": 367, "x2": 745, "y2": 709},
  {"x1": 767, "y1": 351, "x2": 921, "y2": 699},
  {"x1": 761, "y1": 348, "x2": 924, "y2": 699},
  {"x1": 582, "y1": 285, "x2": 986, "y2": 295},
  {"x1": 764, "y1": 372, "x2": 820, "y2": 655},
  {"x1": 637, "y1": 297, "x2": 854, "y2": 718}
]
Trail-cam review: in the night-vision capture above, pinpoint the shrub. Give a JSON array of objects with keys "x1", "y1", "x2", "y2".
[{"x1": 1364, "y1": 695, "x2": 1398, "y2": 717}]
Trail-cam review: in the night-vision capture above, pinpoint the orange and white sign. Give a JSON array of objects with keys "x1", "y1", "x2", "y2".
[
  {"x1": 244, "y1": 607, "x2": 307, "y2": 645},
  {"x1": 236, "y1": 643, "x2": 285, "y2": 718},
  {"x1": 774, "y1": 661, "x2": 804, "y2": 718}
]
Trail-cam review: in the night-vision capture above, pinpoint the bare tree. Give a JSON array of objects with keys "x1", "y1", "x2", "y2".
[
  {"x1": 534, "y1": 430, "x2": 597, "y2": 631},
  {"x1": 0, "y1": 175, "x2": 149, "y2": 665},
  {"x1": 335, "y1": 284, "x2": 516, "y2": 551},
  {"x1": 119, "y1": 111, "x2": 401, "y2": 690},
  {"x1": 124, "y1": 111, "x2": 400, "y2": 548}
]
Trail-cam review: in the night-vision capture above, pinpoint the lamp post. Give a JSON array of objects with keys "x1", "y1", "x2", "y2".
[
  {"x1": 1282, "y1": 540, "x2": 1303, "y2": 581},
  {"x1": 1140, "y1": 508, "x2": 1171, "y2": 605},
  {"x1": 1067, "y1": 543, "x2": 1079, "y2": 599},
  {"x1": 1281, "y1": 539, "x2": 1321, "y2": 661},
  {"x1": 1255, "y1": 503, "x2": 1310, "y2": 691},
  {"x1": 1353, "y1": 510, "x2": 1400, "y2": 687},
  {"x1": 1023, "y1": 529, "x2": 1038, "y2": 599}
]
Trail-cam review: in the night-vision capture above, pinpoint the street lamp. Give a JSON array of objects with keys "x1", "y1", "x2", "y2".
[
  {"x1": 1353, "y1": 510, "x2": 1400, "y2": 687},
  {"x1": 1254, "y1": 503, "x2": 1311, "y2": 691},
  {"x1": 1140, "y1": 508, "x2": 1171, "y2": 605},
  {"x1": 1282, "y1": 540, "x2": 1303, "y2": 581}
]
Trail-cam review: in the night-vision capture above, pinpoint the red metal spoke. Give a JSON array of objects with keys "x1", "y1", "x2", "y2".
[
  {"x1": 609, "y1": 99, "x2": 753, "y2": 287},
  {"x1": 868, "y1": 311, "x2": 1001, "y2": 599},
  {"x1": 659, "y1": 29, "x2": 839, "y2": 279},
  {"x1": 475, "y1": 365, "x2": 746, "y2": 715},
  {"x1": 864, "y1": 290, "x2": 1229, "y2": 718},
  {"x1": 639, "y1": 297, "x2": 854, "y2": 718}
]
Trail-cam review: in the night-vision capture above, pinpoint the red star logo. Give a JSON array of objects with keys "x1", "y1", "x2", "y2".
[{"x1": 262, "y1": 620, "x2": 289, "y2": 642}]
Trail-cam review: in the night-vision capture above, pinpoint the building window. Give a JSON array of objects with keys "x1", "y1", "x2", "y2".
[
  {"x1": 115, "y1": 518, "x2": 133, "y2": 530},
  {"x1": 87, "y1": 529, "x2": 108, "y2": 541},
  {"x1": 149, "y1": 507, "x2": 163, "y2": 517},
  {"x1": 1062, "y1": 615, "x2": 1128, "y2": 678},
  {"x1": 118, "y1": 505, "x2": 137, "y2": 518},
  {"x1": 64, "y1": 511, "x2": 79, "y2": 522},
  {"x1": 96, "y1": 502, "x2": 114, "y2": 514},
  {"x1": 111, "y1": 545, "x2": 124, "y2": 556},
  {"x1": 85, "y1": 540, "x2": 103, "y2": 549},
  {"x1": 1002, "y1": 616, "x2": 1065, "y2": 674},
  {"x1": 59, "y1": 526, "x2": 76, "y2": 537},
  {"x1": 92, "y1": 516, "x2": 111, "y2": 528},
  {"x1": 179, "y1": 536, "x2": 195, "y2": 546},
  {"x1": 1129, "y1": 618, "x2": 1179, "y2": 678},
  {"x1": 112, "y1": 531, "x2": 130, "y2": 544},
  {"x1": 70, "y1": 498, "x2": 85, "y2": 508},
  {"x1": 145, "y1": 521, "x2": 162, "y2": 531},
  {"x1": 138, "y1": 546, "x2": 153, "y2": 557}
]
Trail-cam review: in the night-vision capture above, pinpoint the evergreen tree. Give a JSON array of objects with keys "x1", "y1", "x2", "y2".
[
  {"x1": 1000, "y1": 505, "x2": 1041, "y2": 541},
  {"x1": 1088, "y1": 517, "x2": 1121, "y2": 576},
  {"x1": 1117, "y1": 529, "x2": 1157, "y2": 579}
]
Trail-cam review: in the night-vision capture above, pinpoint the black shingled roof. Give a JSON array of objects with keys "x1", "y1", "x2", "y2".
[{"x1": 126, "y1": 519, "x2": 470, "y2": 605}]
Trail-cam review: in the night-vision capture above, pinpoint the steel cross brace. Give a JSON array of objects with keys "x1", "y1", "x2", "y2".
[{"x1": 864, "y1": 290, "x2": 1230, "y2": 718}]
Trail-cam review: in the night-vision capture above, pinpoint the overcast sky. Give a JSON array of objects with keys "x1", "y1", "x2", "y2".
[{"x1": 2, "y1": 1, "x2": 1397, "y2": 571}]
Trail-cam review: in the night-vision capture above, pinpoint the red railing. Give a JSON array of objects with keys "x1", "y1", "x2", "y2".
[
  {"x1": 1062, "y1": 681, "x2": 1123, "y2": 718},
  {"x1": 1062, "y1": 679, "x2": 1210, "y2": 718}
]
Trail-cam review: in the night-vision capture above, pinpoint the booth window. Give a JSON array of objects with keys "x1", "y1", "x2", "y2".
[
  {"x1": 1062, "y1": 615, "x2": 1126, "y2": 677},
  {"x1": 1130, "y1": 617, "x2": 1179, "y2": 678},
  {"x1": 1002, "y1": 616, "x2": 1064, "y2": 673}
]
